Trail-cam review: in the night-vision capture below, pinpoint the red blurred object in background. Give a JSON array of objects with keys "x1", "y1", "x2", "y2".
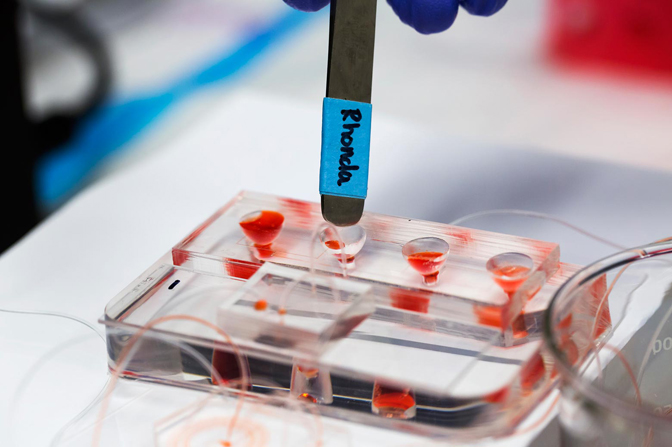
[{"x1": 548, "y1": 0, "x2": 672, "y2": 75}]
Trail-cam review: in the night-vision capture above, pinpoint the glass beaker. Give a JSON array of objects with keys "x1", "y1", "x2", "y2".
[{"x1": 545, "y1": 241, "x2": 672, "y2": 446}]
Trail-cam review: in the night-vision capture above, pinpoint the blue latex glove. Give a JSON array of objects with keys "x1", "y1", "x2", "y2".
[{"x1": 283, "y1": 0, "x2": 507, "y2": 34}]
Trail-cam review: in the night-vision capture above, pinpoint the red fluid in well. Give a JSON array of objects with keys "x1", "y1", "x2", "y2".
[
  {"x1": 390, "y1": 289, "x2": 430, "y2": 313},
  {"x1": 325, "y1": 240, "x2": 355, "y2": 263},
  {"x1": 372, "y1": 385, "x2": 416, "y2": 414},
  {"x1": 239, "y1": 210, "x2": 284, "y2": 246},
  {"x1": 254, "y1": 299, "x2": 268, "y2": 311},
  {"x1": 407, "y1": 251, "x2": 445, "y2": 284},
  {"x1": 325, "y1": 240, "x2": 343, "y2": 250},
  {"x1": 492, "y1": 265, "x2": 532, "y2": 294}
]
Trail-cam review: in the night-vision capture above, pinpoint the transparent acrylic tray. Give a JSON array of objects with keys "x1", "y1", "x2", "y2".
[
  {"x1": 173, "y1": 191, "x2": 562, "y2": 345},
  {"x1": 100, "y1": 191, "x2": 611, "y2": 440}
]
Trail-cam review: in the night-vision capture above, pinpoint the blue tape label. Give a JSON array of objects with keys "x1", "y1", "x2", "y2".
[{"x1": 319, "y1": 97, "x2": 372, "y2": 200}]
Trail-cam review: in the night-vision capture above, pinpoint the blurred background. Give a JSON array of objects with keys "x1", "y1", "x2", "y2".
[{"x1": 3, "y1": 0, "x2": 672, "y2": 252}]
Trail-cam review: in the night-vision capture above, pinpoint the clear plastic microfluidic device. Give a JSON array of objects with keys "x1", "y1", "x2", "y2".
[{"x1": 99, "y1": 191, "x2": 611, "y2": 444}]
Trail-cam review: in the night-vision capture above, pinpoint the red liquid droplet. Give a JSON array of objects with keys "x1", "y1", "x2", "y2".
[
  {"x1": 278, "y1": 308, "x2": 287, "y2": 315},
  {"x1": 298, "y1": 393, "x2": 317, "y2": 403},
  {"x1": 254, "y1": 299, "x2": 268, "y2": 311},
  {"x1": 220, "y1": 441, "x2": 231, "y2": 447},
  {"x1": 491, "y1": 265, "x2": 532, "y2": 294},
  {"x1": 325, "y1": 240, "x2": 355, "y2": 263},
  {"x1": 239, "y1": 211, "x2": 284, "y2": 246},
  {"x1": 390, "y1": 288, "x2": 430, "y2": 313},
  {"x1": 372, "y1": 385, "x2": 416, "y2": 414}
]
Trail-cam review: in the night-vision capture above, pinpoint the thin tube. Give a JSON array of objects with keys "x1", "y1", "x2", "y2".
[
  {"x1": 0, "y1": 308, "x2": 104, "y2": 342},
  {"x1": 449, "y1": 209, "x2": 626, "y2": 251},
  {"x1": 92, "y1": 315, "x2": 249, "y2": 447}
]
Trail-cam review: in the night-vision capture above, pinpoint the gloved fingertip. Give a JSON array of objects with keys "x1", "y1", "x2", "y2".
[
  {"x1": 459, "y1": 0, "x2": 507, "y2": 17},
  {"x1": 283, "y1": 0, "x2": 330, "y2": 13},
  {"x1": 387, "y1": 0, "x2": 460, "y2": 34}
]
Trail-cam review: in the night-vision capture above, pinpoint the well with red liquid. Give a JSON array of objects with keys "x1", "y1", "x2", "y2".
[
  {"x1": 406, "y1": 252, "x2": 445, "y2": 285},
  {"x1": 325, "y1": 240, "x2": 355, "y2": 263},
  {"x1": 491, "y1": 265, "x2": 531, "y2": 294},
  {"x1": 239, "y1": 210, "x2": 284, "y2": 246}
]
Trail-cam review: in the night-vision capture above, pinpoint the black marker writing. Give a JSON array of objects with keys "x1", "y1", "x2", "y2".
[{"x1": 337, "y1": 109, "x2": 362, "y2": 186}]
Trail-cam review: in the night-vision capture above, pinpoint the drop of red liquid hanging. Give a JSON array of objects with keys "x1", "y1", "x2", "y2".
[
  {"x1": 239, "y1": 210, "x2": 284, "y2": 246},
  {"x1": 254, "y1": 299, "x2": 268, "y2": 311},
  {"x1": 298, "y1": 393, "x2": 318, "y2": 403}
]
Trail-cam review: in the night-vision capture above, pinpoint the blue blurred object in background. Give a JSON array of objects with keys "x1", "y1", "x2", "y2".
[{"x1": 36, "y1": 6, "x2": 316, "y2": 211}]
